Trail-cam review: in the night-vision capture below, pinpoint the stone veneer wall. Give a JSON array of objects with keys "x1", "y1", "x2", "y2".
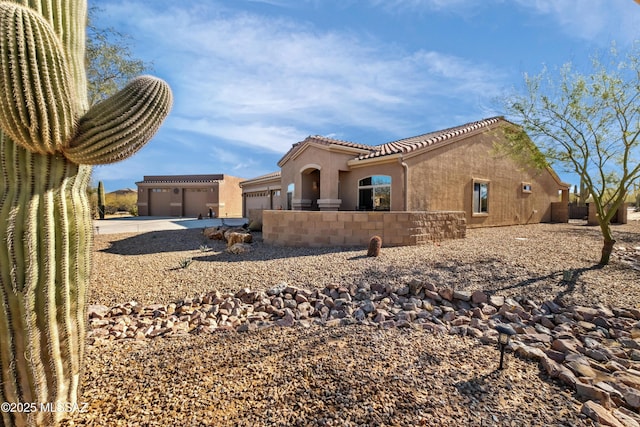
[{"x1": 262, "y1": 210, "x2": 466, "y2": 247}]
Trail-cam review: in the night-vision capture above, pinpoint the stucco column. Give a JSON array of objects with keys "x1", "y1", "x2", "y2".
[
  {"x1": 291, "y1": 171, "x2": 310, "y2": 209},
  {"x1": 318, "y1": 166, "x2": 341, "y2": 210}
]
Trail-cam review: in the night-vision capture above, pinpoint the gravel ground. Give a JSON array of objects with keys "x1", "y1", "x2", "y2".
[
  {"x1": 62, "y1": 219, "x2": 640, "y2": 426},
  {"x1": 64, "y1": 326, "x2": 587, "y2": 427},
  {"x1": 90, "y1": 220, "x2": 640, "y2": 309}
]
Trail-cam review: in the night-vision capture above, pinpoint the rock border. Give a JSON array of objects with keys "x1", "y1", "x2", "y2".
[{"x1": 88, "y1": 280, "x2": 640, "y2": 426}]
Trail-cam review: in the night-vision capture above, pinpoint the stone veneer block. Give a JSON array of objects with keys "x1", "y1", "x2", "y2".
[
  {"x1": 387, "y1": 235, "x2": 404, "y2": 245},
  {"x1": 345, "y1": 221, "x2": 361, "y2": 230},
  {"x1": 329, "y1": 235, "x2": 345, "y2": 245},
  {"x1": 325, "y1": 213, "x2": 340, "y2": 222},
  {"x1": 353, "y1": 214, "x2": 368, "y2": 222},
  {"x1": 262, "y1": 210, "x2": 465, "y2": 248},
  {"x1": 313, "y1": 236, "x2": 331, "y2": 245},
  {"x1": 329, "y1": 221, "x2": 345, "y2": 229},
  {"x1": 361, "y1": 221, "x2": 375, "y2": 230},
  {"x1": 339, "y1": 213, "x2": 353, "y2": 222}
]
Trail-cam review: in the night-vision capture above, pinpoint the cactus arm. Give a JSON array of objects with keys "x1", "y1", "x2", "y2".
[
  {"x1": 0, "y1": 0, "x2": 171, "y2": 424},
  {"x1": 64, "y1": 75, "x2": 173, "y2": 165},
  {"x1": 0, "y1": 2, "x2": 76, "y2": 154}
]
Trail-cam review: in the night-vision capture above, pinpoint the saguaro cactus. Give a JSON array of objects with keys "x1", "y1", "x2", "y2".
[
  {"x1": 0, "y1": 1, "x2": 172, "y2": 426},
  {"x1": 97, "y1": 181, "x2": 106, "y2": 219}
]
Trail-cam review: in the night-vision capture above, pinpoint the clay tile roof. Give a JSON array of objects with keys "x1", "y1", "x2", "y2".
[
  {"x1": 357, "y1": 116, "x2": 503, "y2": 160},
  {"x1": 281, "y1": 135, "x2": 376, "y2": 163},
  {"x1": 307, "y1": 135, "x2": 375, "y2": 152}
]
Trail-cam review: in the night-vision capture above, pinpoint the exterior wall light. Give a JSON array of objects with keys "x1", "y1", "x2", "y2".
[{"x1": 495, "y1": 324, "x2": 516, "y2": 370}]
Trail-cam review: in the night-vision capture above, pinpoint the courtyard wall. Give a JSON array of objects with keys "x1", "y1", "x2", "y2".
[{"x1": 262, "y1": 210, "x2": 466, "y2": 247}]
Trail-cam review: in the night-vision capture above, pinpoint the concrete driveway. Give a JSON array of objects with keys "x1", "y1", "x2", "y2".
[{"x1": 93, "y1": 216, "x2": 248, "y2": 235}]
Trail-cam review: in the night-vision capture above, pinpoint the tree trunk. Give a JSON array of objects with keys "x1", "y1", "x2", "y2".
[
  {"x1": 600, "y1": 238, "x2": 616, "y2": 265},
  {"x1": 598, "y1": 221, "x2": 616, "y2": 265}
]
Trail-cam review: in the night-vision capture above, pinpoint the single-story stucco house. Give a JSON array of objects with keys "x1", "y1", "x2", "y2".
[
  {"x1": 240, "y1": 117, "x2": 570, "y2": 233},
  {"x1": 136, "y1": 174, "x2": 244, "y2": 218}
]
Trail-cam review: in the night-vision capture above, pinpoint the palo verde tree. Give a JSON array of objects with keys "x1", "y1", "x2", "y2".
[
  {"x1": 503, "y1": 43, "x2": 640, "y2": 265},
  {"x1": 0, "y1": 0, "x2": 172, "y2": 426},
  {"x1": 86, "y1": 6, "x2": 149, "y2": 107}
]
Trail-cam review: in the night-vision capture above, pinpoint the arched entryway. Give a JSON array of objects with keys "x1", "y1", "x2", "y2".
[{"x1": 300, "y1": 165, "x2": 321, "y2": 210}]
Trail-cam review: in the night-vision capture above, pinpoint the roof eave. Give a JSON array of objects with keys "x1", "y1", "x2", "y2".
[{"x1": 347, "y1": 153, "x2": 402, "y2": 168}]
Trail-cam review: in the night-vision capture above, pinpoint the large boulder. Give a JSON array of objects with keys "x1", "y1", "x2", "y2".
[
  {"x1": 227, "y1": 232, "x2": 252, "y2": 247},
  {"x1": 204, "y1": 227, "x2": 226, "y2": 240},
  {"x1": 227, "y1": 243, "x2": 252, "y2": 254}
]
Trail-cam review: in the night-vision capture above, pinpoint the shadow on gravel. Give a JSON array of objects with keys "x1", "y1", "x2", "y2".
[
  {"x1": 545, "y1": 222, "x2": 640, "y2": 245},
  {"x1": 192, "y1": 245, "x2": 363, "y2": 263},
  {"x1": 488, "y1": 264, "x2": 603, "y2": 304},
  {"x1": 98, "y1": 229, "x2": 209, "y2": 255},
  {"x1": 99, "y1": 229, "x2": 357, "y2": 260}
]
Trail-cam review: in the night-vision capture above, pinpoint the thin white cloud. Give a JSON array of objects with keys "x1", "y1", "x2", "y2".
[
  {"x1": 169, "y1": 117, "x2": 306, "y2": 153},
  {"x1": 511, "y1": 0, "x2": 638, "y2": 43},
  {"x1": 366, "y1": 0, "x2": 639, "y2": 43},
  {"x1": 101, "y1": 1, "x2": 506, "y2": 153},
  {"x1": 370, "y1": 0, "x2": 472, "y2": 11}
]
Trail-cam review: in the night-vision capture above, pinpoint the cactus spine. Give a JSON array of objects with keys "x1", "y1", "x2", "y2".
[
  {"x1": 97, "y1": 181, "x2": 106, "y2": 220},
  {"x1": 0, "y1": 1, "x2": 172, "y2": 426}
]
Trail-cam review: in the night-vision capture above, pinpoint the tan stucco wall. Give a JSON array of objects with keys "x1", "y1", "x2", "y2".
[
  {"x1": 339, "y1": 159, "x2": 405, "y2": 211},
  {"x1": 280, "y1": 143, "x2": 361, "y2": 210},
  {"x1": 263, "y1": 210, "x2": 466, "y2": 247},
  {"x1": 217, "y1": 175, "x2": 244, "y2": 218},
  {"x1": 404, "y1": 130, "x2": 563, "y2": 228},
  {"x1": 587, "y1": 202, "x2": 628, "y2": 225},
  {"x1": 240, "y1": 174, "x2": 282, "y2": 217},
  {"x1": 137, "y1": 175, "x2": 244, "y2": 218},
  {"x1": 136, "y1": 183, "x2": 220, "y2": 217}
]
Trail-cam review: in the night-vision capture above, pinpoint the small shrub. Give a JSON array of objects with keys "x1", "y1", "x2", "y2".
[{"x1": 178, "y1": 258, "x2": 193, "y2": 269}]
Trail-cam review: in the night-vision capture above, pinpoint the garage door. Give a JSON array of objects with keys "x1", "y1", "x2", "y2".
[
  {"x1": 245, "y1": 191, "x2": 271, "y2": 214},
  {"x1": 149, "y1": 189, "x2": 171, "y2": 216},
  {"x1": 183, "y1": 188, "x2": 208, "y2": 218}
]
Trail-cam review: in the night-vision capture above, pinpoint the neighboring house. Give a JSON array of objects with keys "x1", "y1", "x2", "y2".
[
  {"x1": 241, "y1": 117, "x2": 570, "y2": 228},
  {"x1": 136, "y1": 174, "x2": 244, "y2": 218},
  {"x1": 239, "y1": 171, "x2": 282, "y2": 222}
]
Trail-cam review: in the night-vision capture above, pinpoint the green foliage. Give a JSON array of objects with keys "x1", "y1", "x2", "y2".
[
  {"x1": 502, "y1": 42, "x2": 640, "y2": 264},
  {"x1": 492, "y1": 122, "x2": 550, "y2": 172},
  {"x1": 89, "y1": 187, "x2": 139, "y2": 218},
  {"x1": 106, "y1": 191, "x2": 137, "y2": 215},
  {"x1": 86, "y1": 6, "x2": 150, "y2": 107},
  {"x1": 178, "y1": 257, "x2": 193, "y2": 269}
]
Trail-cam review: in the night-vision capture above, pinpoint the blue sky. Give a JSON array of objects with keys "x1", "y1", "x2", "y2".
[{"x1": 93, "y1": 0, "x2": 640, "y2": 192}]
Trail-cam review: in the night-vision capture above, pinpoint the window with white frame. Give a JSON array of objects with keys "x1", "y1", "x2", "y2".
[
  {"x1": 358, "y1": 175, "x2": 391, "y2": 211},
  {"x1": 473, "y1": 181, "x2": 489, "y2": 214}
]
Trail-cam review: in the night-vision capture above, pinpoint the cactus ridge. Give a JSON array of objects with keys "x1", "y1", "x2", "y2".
[
  {"x1": 64, "y1": 75, "x2": 173, "y2": 165},
  {"x1": 0, "y1": 2, "x2": 76, "y2": 154},
  {"x1": 1, "y1": 137, "x2": 90, "y2": 426},
  {"x1": 0, "y1": 0, "x2": 171, "y2": 425}
]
